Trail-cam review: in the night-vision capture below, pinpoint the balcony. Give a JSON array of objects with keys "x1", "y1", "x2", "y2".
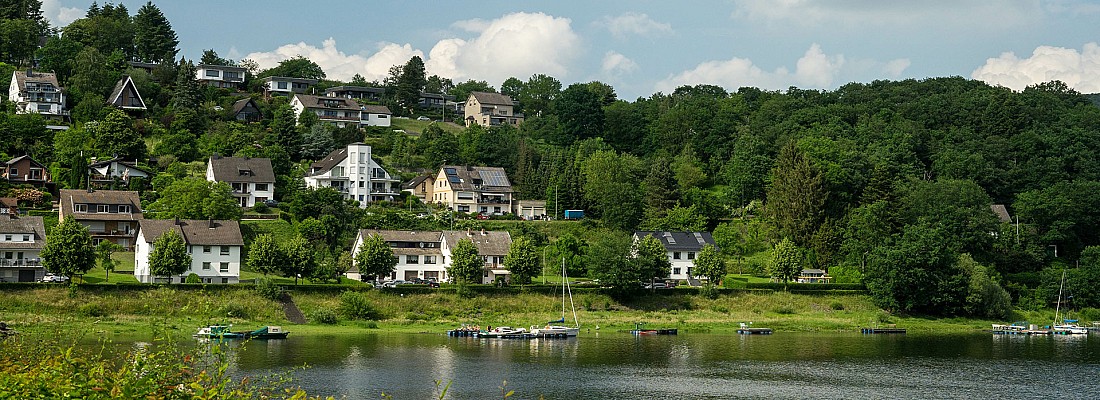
[{"x1": 0, "y1": 258, "x2": 42, "y2": 267}]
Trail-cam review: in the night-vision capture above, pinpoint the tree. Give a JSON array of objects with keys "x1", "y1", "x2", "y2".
[
  {"x1": 766, "y1": 141, "x2": 827, "y2": 248},
  {"x1": 449, "y1": 80, "x2": 495, "y2": 105},
  {"x1": 448, "y1": 239, "x2": 482, "y2": 285},
  {"x1": 354, "y1": 234, "x2": 397, "y2": 282},
  {"x1": 41, "y1": 218, "x2": 96, "y2": 280},
  {"x1": 301, "y1": 123, "x2": 336, "y2": 160},
  {"x1": 92, "y1": 109, "x2": 145, "y2": 160},
  {"x1": 586, "y1": 231, "x2": 641, "y2": 296},
  {"x1": 519, "y1": 74, "x2": 561, "y2": 118},
  {"x1": 553, "y1": 83, "x2": 603, "y2": 145},
  {"x1": 257, "y1": 55, "x2": 325, "y2": 80},
  {"x1": 582, "y1": 150, "x2": 644, "y2": 230},
  {"x1": 693, "y1": 244, "x2": 725, "y2": 286},
  {"x1": 281, "y1": 235, "x2": 315, "y2": 285},
  {"x1": 958, "y1": 253, "x2": 1011, "y2": 319},
  {"x1": 132, "y1": 1, "x2": 178, "y2": 63},
  {"x1": 768, "y1": 238, "x2": 802, "y2": 285},
  {"x1": 68, "y1": 47, "x2": 121, "y2": 101},
  {"x1": 395, "y1": 56, "x2": 427, "y2": 112},
  {"x1": 633, "y1": 235, "x2": 671, "y2": 285},
  {"x1": 96, "y1": 241, "x2": 122, "y2": 283},
  {"x1": 172, "y1": 58, "x2": 202, "y2": 110},
  {"x1": 35, "y1": 36, "x2": 83, "y2": 84},
  {"x1": 865, "y1": 223, "x2": 966, "y2": 314},
  {"x1": 504, "y1": 237, "x2": 540, "y2": 284},
  {"x1": 146, "y1": 178, "x2": 242, "y2": 220},
  {"x1": 149, "y1": 230, "x2": 191, "y2": 282},
  {"x1": 247, "y1": 234, "x2": 284, "y2": 276},
  {"x1": 199, "y1": 49, "x2": 231, "y2": 66}
]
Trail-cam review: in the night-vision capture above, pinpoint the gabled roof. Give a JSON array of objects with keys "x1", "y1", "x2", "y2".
[
  {"x1": 468, "y1": 91, "x2": 514, "y2": 106},
  {"x1": 59, "y1": 189, "x2": 142, "y2": 221},
  {"x1": 107, "y1": 76, "x2": 146, "y2": 110},
  {"x1": 231, "y1": 98, "x2": 258, "y2": 115},
  {"x1": 293, "y1": 94, "x2": 360, "y2": 110},
  {"x1": 309, "y1": 146, "x2": 348, "y2": 176},
  {"x1": 138, "y1": 219, "x2": 244, "y2": 246},
  {"x1": 0, "y1": 216, "x2": 46, "y2": 250},
  {"x1": 88, "y1": 157, "x2": 153, "y2": 177},
  {"x1": 362, "y1": 105, "x2": 391, "y2": 115},
  {"x1": 360, "y1": 229, "x2": 443, "y2": 243},
  {"x1": 442, "y1": 230, "x2": 512, "y2": 256},
  {"x1": 208, "y1": 156, "x2": 275, "y2": 183},
  {"x1": 403, "y1": 175, "x2": 431, "y2": 189},
  {"x1": 324, "y1": 85, "x2": 385, "y2": 95},
  {"x1": 633, "y1": 231, "x2": 717, "y2": 252},
  {"x1": 438, "y1": 165, "x2": 513, "y2": 192},
  {"x1": 991, "y1": 204, "x2": 1012, "y2": 223},
  {"x1": 12, "y1": 70, "x2": 60, "y2": 89},
  {"x1": 5, "y1": 155, "x2": 46, "y2": 169}
]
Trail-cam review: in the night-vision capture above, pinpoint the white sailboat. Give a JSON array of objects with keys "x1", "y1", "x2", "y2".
[
  {"x1": 531, "y1": 258, "x2": 580, "y2": 337},
  {"x1": 1052, "y1": 270, "x2": 1087, "y2": 335}
]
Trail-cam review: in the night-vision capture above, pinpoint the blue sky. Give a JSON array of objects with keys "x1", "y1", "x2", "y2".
[{"x1": 43, "y1": 1, "x2": 1100, "y2": 99}]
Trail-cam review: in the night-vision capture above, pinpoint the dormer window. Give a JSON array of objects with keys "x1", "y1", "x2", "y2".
[
  {"x1": 118, "y1": 205, "x2": 131, "y2": 214},
  {"x1": 238, "y1": 169, "x2": 253, "y2": 176},
  {"x1": 97, "y1": 204, "x2": 110, "y2": 213},
  {"x1": 75, "y1": 204, "x2": 87, "y2": 213}
]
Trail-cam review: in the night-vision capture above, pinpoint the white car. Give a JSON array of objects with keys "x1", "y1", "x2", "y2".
[
  {"x1": 40, "y1": 273, "x2": 69, "y2": 283},
  {"x1": 416, "y1": 116, "x2": 431, "y2": 121}
]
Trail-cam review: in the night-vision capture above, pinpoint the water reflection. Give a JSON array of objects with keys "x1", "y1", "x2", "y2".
[{"x1": 186, "y1": 332, "x2": 1100, "y2": 398}]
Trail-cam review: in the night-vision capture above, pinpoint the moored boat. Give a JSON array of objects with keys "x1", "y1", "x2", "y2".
[
  {"x1": 737, "y1": 322, "x2": 772, "y2": 335},
  {"x1": 629, "y1": 323, "x2": 677, "y2": 335},
  {"x1": 194, "y1": 325, "x2": 289, "y2": 339},
  {"x1": 478, "y1": 326, "x2": 532, "y2": 339}
]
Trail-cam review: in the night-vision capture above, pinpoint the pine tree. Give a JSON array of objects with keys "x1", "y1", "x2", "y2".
[
  {"x1": 395, "y1": 56, "x2": 426, "y2": 113},
  {"x1": 172, "y1": 58, "x2": 202, "y2": 110},
  {"x1": 133, "y1": 1, "x2": 178, "y2": 63}
]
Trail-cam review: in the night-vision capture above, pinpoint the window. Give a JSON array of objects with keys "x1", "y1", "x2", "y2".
[
  {"x1": 221, "y1": 278, "x2": 229, "y2": 284},
  {"x1": 37, "y1": 104, "x2": 50, "y2": 112},
  {"x1": 225, "y1": 72, "x2": 240, "y2": 80},
  {"x1": 7, "y1": 168, "x2": 15, "y2": 176},
  {"x1": 687, "y1": 267, "x2": 694, "y2": 277},
  {"x1": 687, "y1": 252, "x2": 695, "y2": 260},
  {"x1": 203, "y1": 246, "x2": 211, "y2": 253},
  {"x1": 220, "y1": 262, "x2": 229, "y2": 272},
  {"x1": 3, "y1": 235, "x2": 10, "y2": 241},
  {"x1": 406, "y1": 255, "x2": 419, "y2": 264},
  {"x1": 118, "y1": 205, "x2": 131, "y2": 213},
  {"x1": 75, "y1": 204, "x2": 87, "y2": 213},
  {"x1": 673, "y1": 267, "x2": 681, "y2": 275},
  {"x1": 424, "y1": 255, "x2": 437, "y2": 264},
  {"x1": 358, "y1": 195, "x2": 364, "y2": 202},
  {"x1": 220, "y1": 246, "x2": 230, "y2": 255},
  {"x1": 22, "y1": 235, "x2": 29, "y2": 241},
  {"x1": 277, "y1": 81, "x2": 288, "y2": 89},
  {"x1": 202, "y1": 262, "x2": 211, "y2": 270},
  {"x1": 673, "y1": 252, "x2": 681, "y2": 260},
  {"x1": 205, "y1": 69, "x2": 220, "y2": 77},
  {"x1": 458, "y1": 205, "x2": 470, "y2": 212},
  {"x1": 97, "y1": 204, "x2": 110, "y2": 213},
  {"x1": 255, "y1": 183, "x2": 268, "y2": 191},
  {"x1": 358, "y1": 181, "x2": 364, "y2": 188}
]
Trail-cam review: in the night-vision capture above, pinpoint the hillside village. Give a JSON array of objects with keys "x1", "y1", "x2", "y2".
[{"x1": 4, "y1": 1, "x2": 1100, "y2": 318}]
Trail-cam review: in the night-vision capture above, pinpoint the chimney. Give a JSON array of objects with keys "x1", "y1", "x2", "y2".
[
  {"x1": 208, "y1": 219, "x2": 215, "y2": 229},
  {"x1": 466, "y1": 228, "x2": 471, "y2": 237},
  {"x1": 481, "y1": 228, "x2": 486, "y2": 236},
  {"x1": 174, "y1": 217, "x2": 180, "y2": 226}
]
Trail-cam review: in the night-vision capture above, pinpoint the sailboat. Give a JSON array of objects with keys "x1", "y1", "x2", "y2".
[
  {"x1": 531, "y1": 258, "x2": 580, "y2": 337},
  {"x1": 1052, "y1": 270, "x2": 1088, "y2": 335}
]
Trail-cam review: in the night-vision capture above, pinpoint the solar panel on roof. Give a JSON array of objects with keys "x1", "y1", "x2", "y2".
[
  {"x1": 448, "y1": 176, "x2": 461, "y2": 183},
  {"x1": 480, "y1": 169, "x2": 509, "y2": 187},
  {"x1": 445, "y1": 168, "x2": 457, "y2": 175}
]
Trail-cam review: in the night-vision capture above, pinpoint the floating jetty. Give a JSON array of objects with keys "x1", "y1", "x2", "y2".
[
  {"x1": 992, "y1": 324, "x2": 1050, "y2": 335},
  {"x1": 737, "y1": 322, "x2": 772, "y2": 335},
  {"x1": 861, "y1": 327, "x2": 906, "y2": 334},
  {"x1": 630, "y1": 323, "x2": 678, "y2": 335}
]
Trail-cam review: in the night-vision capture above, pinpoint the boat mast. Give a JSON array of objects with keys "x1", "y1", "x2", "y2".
[
  {"x1": 1054, "y1": 270, "x2": 1066, "y2": 326},
  {"x1": 563, "y1": 257, "x2": 579, "y2": 328}
]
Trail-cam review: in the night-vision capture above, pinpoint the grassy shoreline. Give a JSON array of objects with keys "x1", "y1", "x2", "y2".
[{"x1": 0, "y1": 284, "x2": 1036, "y2": 340}]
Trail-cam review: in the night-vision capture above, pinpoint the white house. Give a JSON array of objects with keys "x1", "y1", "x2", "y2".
[
  {"x1": 88, "y1": 157, "x2": 152, "y2": 188},
  {"x1": 195, "y1": 64, "x2": 246, "y2": 89},
  {"x1": 349, "y1": 230, "x2": 445, "y2": 282},
  {"x1": 441, "y1": 229, "x2": 512, "y2": 284},
  {"x1": 632, "y1": 231, "x2": 718, "y2": 283},
  {"x1": 361, "y1": 104, "x2": 392, "y2": 127},
  {"x1": 206, "y1": 156, "x2": 275, "y2": 208},
  {"x1": 304, "y1": 143, "x2": 400, "y2": 206},
  {"x1": 0, "y1": 215, "x2": 46, "y2": 283},
  {"x1": 9, "y1": 70, "x2": 66, "y2": 119},
  {"x1": 263, "y1": 76, "x2": 317, "y2": 96},
  {"x1": 59, "y1": 189, "x2": 142, "y2": 250},
  {"x1": 134, "y1": 219, "x2": 244, "y2": 284}
]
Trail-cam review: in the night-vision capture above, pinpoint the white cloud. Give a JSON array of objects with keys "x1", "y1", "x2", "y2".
[
  {"x1": 601, "y1": 51, "x2": 638, "y2": 75},
  {"x1": 41, "y1": 0, "x2": 82, "y2": 27},
  {"x1": 242, "y1": 12, "x2": 579, "y2": 85},
  {"x1": 732, "y1": 0, "x2": 1038, "y2": 29},
  {"x1": 600, "y1": 12, "x2": 673, "y2": 39},
  {"x1": 971, "y1": 42, "x2": 1100, "y2": 93},
  {"x1": 429, "y1": 12, "x2": 581, "y2": 84},
  {"x1": 655, "y1": 44, "x2": 908, "y2": 93},
  {"x1": 242, "y1": 38, "x2": 422, "y2": 82}
]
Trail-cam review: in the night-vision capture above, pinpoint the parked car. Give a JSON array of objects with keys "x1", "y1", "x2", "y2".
[
  {"x1": 263, "y1": 199, "x2": 279, "y2": 207},
  {"x1": 416, "y1": 116, "x2": 431, "y2": 121},
  {"x1": 39, "y1": 273, "x2": 69, "y2": 283}
]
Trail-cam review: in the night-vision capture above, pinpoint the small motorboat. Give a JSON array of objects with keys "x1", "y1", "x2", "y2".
[
  {"x1": 194, "y1": 325, "x2": 289, "y2": 339},
  {"x1": 478, "y1": 326, "x2": 532, "y2": 339},
  {"x1": 736, "y1": 322, "x2": 772, "y2": 335}
]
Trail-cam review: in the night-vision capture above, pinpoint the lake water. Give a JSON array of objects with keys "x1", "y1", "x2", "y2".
[{"x1": 192, "y1": 330, "x2": 1100, "y2": 399}]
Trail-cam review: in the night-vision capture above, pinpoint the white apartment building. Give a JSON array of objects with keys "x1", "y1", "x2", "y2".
[
  {"x1": 134, "y1": 219, "x2": 243, "y2": 284},
  {"x1": 349, "y1": 230, "x2": 446, "y2": 282},
  {"x1": 9, "y1": 70, "x2": 66, "y2": 119},
  {"x1": 206, "y1": 156, "x2": 275, "y2": 208},
  {"x1": 304, "y1": 143, "x2": 400, "y2": 206}
]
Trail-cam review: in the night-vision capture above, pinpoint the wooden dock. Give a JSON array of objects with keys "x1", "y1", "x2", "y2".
[
  {"x1": 861, "y1": 327, "x2": 906, "y2": 334},
  {"x1": 736, "y1": 327, "x2": 773, "y2": 335}
]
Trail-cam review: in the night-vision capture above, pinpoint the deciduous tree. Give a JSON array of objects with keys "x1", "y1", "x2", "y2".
[
  {"x1": 354, "y1": 234, "x2": 397, "y2": 282},
  {"x1": 281, "y1": 235, "x2": 315, "y2": 285},
  {"x1": 504, "y1": 237, "x2": 540, "y2": 284},
  {"x1": 149, "y1": 230, "x2": 191, "y2": 282},
  {"x1": 448, "y1": 239, "x2": 482, "y2": 285},
  {"x1": 41, "y1": 218, "x2": 96, "y2": 280},
  {"x1": 693, "y1": 244, "x2": 724, "y2": 285}
]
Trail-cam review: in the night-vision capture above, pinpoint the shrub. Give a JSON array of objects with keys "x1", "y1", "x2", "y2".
[
  {"x1": 77, "y1": 303, "x2": 108, "y2": 317},
  {"x1": 309, "y1": 308, "x2": 339, "y2": 325},
  {"x1": 251, "y1": 202, "x2": 269, "y2": 213},
  {"x1": 340, "y1": 291, "x2": 383, "y2": 320},
  {"x1": 774, "y1": 306, "x2": 795, "y2": 315},
  {"x1": 185, "y1": 273, "x2": 201, "y2": 284},
  {"x1": 830, "y1": 302, "x2": 845, "y2": 311},
  {"x1": 217, "y1": 303, "x2": 251, "y2": 319},
  {"x1": 254, "y1": 276, "x2": 283, "y2": 301}
]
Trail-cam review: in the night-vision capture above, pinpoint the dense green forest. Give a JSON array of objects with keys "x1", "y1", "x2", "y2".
[{"x1": 3, "y1": 1, "x2": 1100, "y2": 318}]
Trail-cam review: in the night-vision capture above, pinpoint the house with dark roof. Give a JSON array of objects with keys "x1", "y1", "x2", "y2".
[
  {"x1": 133, "y1": 219, "x2": 244, "y2": 284},
  {"x1": 196, "y1": 64, "x2": 246, "y2": 89},
  {"x1": 205, "y1": 156, "x2": 275, "y2": 208},
  {"x1": 304, "y1": 143, "x2": 400, "y2": 206},
  {"x1": 441, "y1": 229, "x2": 512, "y2": 284},
  {"x1": 3, "y1": 155, "x2": 51, "y2": 186},
  {"x1": 231, "y1": 98, "x2": 261, "y2": 122},
  {"x1": 349, "y1": 229, "x2": 445, "y2": 282},
  {"x1": 419, "y1": 92, "x2": 456, "y2": 110},
  {"x1": 402, "y1": 175, "x2": 435, "y2": 203},
  {"x1": 290, "y1": 93, "x2": 366, "y2": 128},
  {"x1": 463, "y1": 92, "x2": 523, "y2": 127},
  {"x1": 107, "y1": 76, "x2": 146, "y2": 111},
  {"x1": 632, "y1": 231, "x2": 718, "y2": 283},
  {"x1": 432, "y1": 165, "x2": 513, "y2": 215},
  {"x1": 59, "y1": 189, "x2": 142, "y2": 250},
  {"x1": 263, "y1": 76, "x2": 317, "y2": 97},
  {"x1": 0, "y1": 215, "x2": 47, "y2": 282},
  {"x1": 361, "y1": 104, "x2": 392, "y2": 127},
  {"x1": 8, "y1": 70, "x2": 66, "y2": 119},
  {"x1": 88, "y1": 157, "x2": 152, "y2": 188},
  {"x1": 0, "y1": 198, "x2": 18, "y2": 216},
  {"x1": 324, "y1": 85, "x2": 385, "y2": 102}
]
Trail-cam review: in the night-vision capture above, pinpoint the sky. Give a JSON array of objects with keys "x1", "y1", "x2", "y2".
[{"x1": 42, "y1": 0, "x2": 1100, "y2": 99}]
